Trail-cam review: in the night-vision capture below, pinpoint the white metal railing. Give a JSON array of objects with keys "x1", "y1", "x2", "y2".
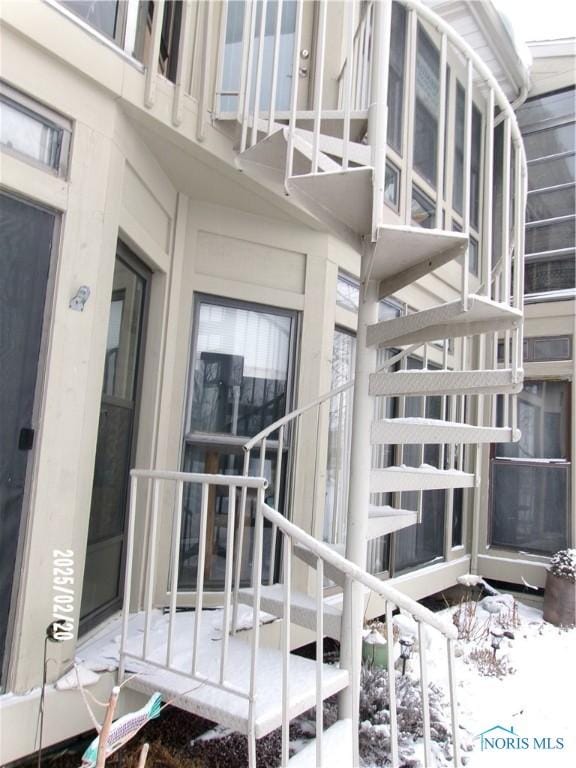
[{"x1": 119, "y1": 467, "x2": 461, "y2": 768}]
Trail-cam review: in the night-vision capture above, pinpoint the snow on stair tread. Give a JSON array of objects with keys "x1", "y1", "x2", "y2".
[
  {"x1": 370, "y1": 465, "x2": 476, "y2": 492},
  {"x1": 288, "y1": 720, "x2": 353, "y2": 767},
  {"x1": 368, "y1": 504, "x2": 419, "y2": 518},
  {"x1": 369, "y1": 368, "x2": 522, "y2": 397},
  {"x1": 371, "y1": 418, "x2": 519, "y2": 444},
  {"x1": 237, "y1": 584, "x2": 342, "y2": 638},
  {"x1": 367, "y1": 505, "x2": 418, "y2": 538},
  {"x1": 125, "y1": 636, "x2": 349, "y2": 739},
  {"x1": 367, "y1": 295, "x2": 522, "y2": 348}
]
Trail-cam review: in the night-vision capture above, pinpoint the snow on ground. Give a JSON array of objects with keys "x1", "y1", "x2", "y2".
[{"x1": 424, "y1": 597, "x2": 576, "y2": 767}]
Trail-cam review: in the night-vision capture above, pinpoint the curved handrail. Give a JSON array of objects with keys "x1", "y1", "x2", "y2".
[
  {"x1": 261, "y1": 502, "x2": 457, "y2": 640},
  {"x1": 243, "y1": 379, "x2": 355, "y2": 451},
  {"x1": 403, "y1": 0, "x2": 527, "y2": 169}
]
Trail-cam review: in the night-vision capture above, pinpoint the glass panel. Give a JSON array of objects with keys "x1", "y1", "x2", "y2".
[
  {"x1": 528, "y1": 154, "x2": 575, "y2": 190},
  {"x1": 527, "y1": 186, "x2": 576, "y2": 222},
  {"x1": 179, "y1": 444, "x2": 283, "y2": 588},
  {"x1": 525, "y1": 336, "x2": 572, "y2": 362},
  {"x1": 452, "y1": 488, "x2": 463, "y2": 547},
  {"x1": 517, "y1": 88, "x2": 576, "y2": 129},
  {"x1": 61, "y1": 0, "x2": 121, "y2": 39},
  {"x1": 469, "y1": 237, "x2": 479, "y2": 277},
  {"x1": 103, "y1": 261, "x2": 144, "y2": 401},
  {"x1": 189, "y1": 301, "x2": 293, "y2": 438},
  {"x1": 525, "y1": 255, "x2": 576, "y2": 294},
  {"x1": 490, "y1": 462, "x2": 570, "y2": 555},
  {"x1": 324, "y1": 330, "x2": 356, "y2": 545},
  {"x1": 0, "y1": 96, "x2": 62, "y2": 169},
  {"x1": 470, "y1": 105, "x2": 482, "y2": 229},
  {"x1": 412, "y1": 187, "x2": 436, "y2": 228},
  {"x1": 220, "y1": 0, "x2": 297, "y2": 113},
  {"x1": 81, "y1": 252, "x2": 147, "y2": 625},
  {"x1": 394, "y1": 491, "x2": 445, "y2": 572},
  {"x1": 496, "y1": 381, "x2": 569, "y2": 460},
  {"x1": 525, "y1": 219, "x2": 575, "y2": 254},
  {"x1": 336, "y1": 274, "x2": 360, "y2": 312},
  {"x1": 385, "y1": 162, "x2": 400, "y2": 210},
  {"x1": 453, "y1": 83, "x2": 465, "y2": 215},
  {"x1": 387, "y1": 3, "x2": 406, "y2": 153},
  {"x1": 524, "y1": 123, "x2": 576, "y2": 161},
  {"x1": 413, "y1": 25, "x2": 440, "y2": 186},
  {"x1": 0, "y1": 193, "x2": 55, "y2": 690}
]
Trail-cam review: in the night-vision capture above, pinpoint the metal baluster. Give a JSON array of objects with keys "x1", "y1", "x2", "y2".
[
  {"x1": 385, "y1": 601, "x2": 399, "y2": 767},
  {"x1": 402, "y1": 10, "x2": 417, "y2": 222},
  {"x1": 268, "y1": 426, "x2": 284, "y2": 585},
  {"x1": 143, "y1": 477, "x2": 160, "y2": 660},
  {"x1": 166, "y1": 480, "x2": 184, "y2": 667},
  {"x1": 418, "y1": 622, "x2": 432, "y2": 766},
  {"x1": 247, "y1": 485, "x2": 266, "y2": 768},
  {"x1": 286, "y1": 0, "x2": 304, "y2": 180},
  {"x1": 461, "y1": 58, "x2": 473, "y2": 310},
  {"x1": 316, "y1": 558, "x2": 324, "y2": 768},
  {"x1": 196, "y1": 0, "x2": 213, "y2": 142},
  {"x1": 144, "y1": 0, "x2": 166, "y2": 108},
  {"x1": 447, "y1": 638, "x2": 462, "y2": 766},
  {"x1": 240, "y1": 0, "x2": 257, "y2": 152},
  {"x1": 341, "y1": 0, "x2": 355, "y2": 170},
  {"x1": 267, "y1": 0, "x2": 283, "y2": 134},
  {"x1": 250, "y1": 0, "x2": 268, "y2": 147},
  {"x1": 220, "y1": 485, "x2": 237, "y2": 684},
  {"x1": 233, "y1": 449, "x2": 251, "y2": 633},
  {"x1": 435, "y1": 33, "x2": 448, "y2": 225},
  {"x1": 119, "y1": 474, "x2": 139, "y2": 681},
  {"x1": 311, "y1": 0, "x2": 328, "y2": 173},
  {"x1": 191, "y1": 483, "x2": 209, "y2": 675},
  {"x1": 483, "y1": 88, "x2": 495, "y2": 298},
  {"x1": 281, "y1": 535, "x2": 292, "y2": 767}
]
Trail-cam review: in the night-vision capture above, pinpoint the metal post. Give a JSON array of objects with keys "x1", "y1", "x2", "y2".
[{"x1": 368, "y1": 0, "x2": 392, "y2": 238}]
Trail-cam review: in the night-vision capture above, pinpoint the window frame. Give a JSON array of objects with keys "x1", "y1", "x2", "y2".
[{"x1": 0, "y1": 81, "x2": 72, "y2": 177}]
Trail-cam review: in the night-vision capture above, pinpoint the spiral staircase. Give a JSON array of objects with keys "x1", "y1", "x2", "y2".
[{"x1": 117, "y1": 1, "x2": 527, "y2": 766}]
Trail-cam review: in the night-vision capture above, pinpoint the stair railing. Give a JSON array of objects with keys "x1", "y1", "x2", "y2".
[{"x1": 232, "y1": 379, "x2": 355, "y2": 632}]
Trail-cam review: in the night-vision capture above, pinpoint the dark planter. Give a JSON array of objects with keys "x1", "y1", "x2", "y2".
[{"x1": 543, "y1": 571, "x2": 576, "y2": 627}]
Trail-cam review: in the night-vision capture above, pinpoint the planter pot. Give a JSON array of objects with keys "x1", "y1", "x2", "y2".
[
  {"x1": 543, "y1": 571, "x2": 576, "y2": 627},
  {"x1": 362, "y1": 637, "x2": 389, "y2": 667}
]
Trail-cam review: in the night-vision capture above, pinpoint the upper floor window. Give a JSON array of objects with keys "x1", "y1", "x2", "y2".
[
  {"x1": 453, "y1": 84, "x2": 482, "y2": 229},
  {"x1": 413, "y1": 25, "x2": 440, "y2": 187},
  {"x1": 0, "y1": 82, "x2": 71, "y2": 176},
  {"x1": 387, "y1": 2, "x2": 406, "y2": 154},
  {"x1": 61, "y1": 0, "x2": 129, "y2": 44}
]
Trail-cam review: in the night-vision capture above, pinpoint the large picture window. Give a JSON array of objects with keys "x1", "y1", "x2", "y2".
[{"x1": 180, "y1": 296, "x2": 297, "y2": 589}]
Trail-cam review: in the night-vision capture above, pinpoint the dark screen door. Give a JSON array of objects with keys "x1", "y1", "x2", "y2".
[
  {"x1": 0, "y1": 193, "x2": 55, "y2": 687},
  {"x1": 80, "y1": 247, "x2": 148, "y2": 630}
]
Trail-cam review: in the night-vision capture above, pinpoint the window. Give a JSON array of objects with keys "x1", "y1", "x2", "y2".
[
  {"x1": 0, "y1": 83, "x2": 71, "y2": 175},
  {"x1": 387, "y1": 2, "x2": 406, "y2": 153},
  {"x1": 385, "y1": 162, "x2": 400, "y2": 211},
  {"x1": 61, "y1": 0, "x2": 127, "y2": 41},
  {"x1": 155, "y1": 0, "x2": 183, "y2": 83},
  {"x1": 525, "y1": 219, "x2": 575, "y2": 255},
  {"x1": 527, "y1": 185, "x2": 575, "y2": 222},
  {"x1": 412, "y1": 187, "x2": 436, "y2": 228},
  {"x1": 413, "y1": 25, "x2": 440, "y2": 186},
  {"x1": 525, "y1": 254, "x2": 575, "y2": 295},
  {"x1": 220, "y1": 0, "x2": 297, "y2": 113},
  {"x1": 525, "y1": 336, "x2": 572, "y2": 362},
  {"x1": 181, "y1": 296, "x2": 297, "y2": 589},
  {"x1": 336, "y1": 273, "x2": 360, "y2": 313},
  {"x1": 490, "y1": 380, "x2": 571, "y2": 555}
]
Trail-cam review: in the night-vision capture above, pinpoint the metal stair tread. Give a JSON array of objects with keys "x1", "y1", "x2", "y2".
[
  {"x1": 293, "y1": 542, "x2": 347, "y2": 588},
  {"x1": 370, "y1": 465, "x2": 477, "y2": 492},
  {"x1": 237, "y1": 584, "x2": 342, "y2": 638},
  {"x1": 367, "y1": 295, "x2": 522, "y2": 348},
  {"x1": 367, "y1": 505, "x2": 419, "y2": 539},
  {"x1": 372, "y1": 225, "x2": 468, "y2": 297},
  {"x1": 288, "y1": 719, "x2": 353, "y2": 767},
  {"x1": 124, "y1": 637, "x2": 349, "y2": 739},
  {"x1": 369, "y1": 367, "x2": 523, "y2": 397},
  {"x1": 371, "y1": 418, "x2": 519, "y2": 444}
]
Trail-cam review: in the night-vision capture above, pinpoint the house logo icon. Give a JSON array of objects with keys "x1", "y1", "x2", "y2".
[{"x1": 477, "y1": 724, "x2": 565, "y2": 752}]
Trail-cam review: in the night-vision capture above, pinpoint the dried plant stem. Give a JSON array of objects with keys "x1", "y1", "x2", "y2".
[
  {"x1": 137, "y1": 743, "x2": 150, "y2": 768},
  {"x1": 96, "y1": 686, "x2": 120, "y2": 768}
]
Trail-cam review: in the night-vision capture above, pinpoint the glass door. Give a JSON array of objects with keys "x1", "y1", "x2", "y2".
[
  {"x1": 0, "y1": 193, "x2": 55, "y2": 688},
  {"x1": 180, "y1": 296, "x2": 298, "y2": 590},
  {"x1": 80, "y1": 245, "x2": 149, "y2": 631}
]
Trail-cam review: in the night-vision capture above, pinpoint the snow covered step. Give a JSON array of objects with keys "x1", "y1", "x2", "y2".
[
  {"x1": 372, "y1": 225, "x2": 468, "y2": 298},
  {"x1": 125, "y1": 638, "x2": 349, "y2": 739},
  {"x1": 371, "y1": 418, "x2": 520, "y2": 445},
  {"x1": 370, "y1": 466, "x2": 477, "y2": 493},
  {"x1": 237, "y1": 584, "x2": 342, "y2": 640},
  {"x1": 367, "y1": 505, "x2": 418, "y2": 538},
  {"x1": 288, "y1": 719, "x2": 354, "y2": 767},
  {"x1": 369, "y1": 368, "x2": 523, "y2": 397},
  {"x1": 367, "y1": 295, "x2": 522, "y2": 348},
  {"x1": 294, "y1": 542, "x2": 347, "y2": 588}
]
